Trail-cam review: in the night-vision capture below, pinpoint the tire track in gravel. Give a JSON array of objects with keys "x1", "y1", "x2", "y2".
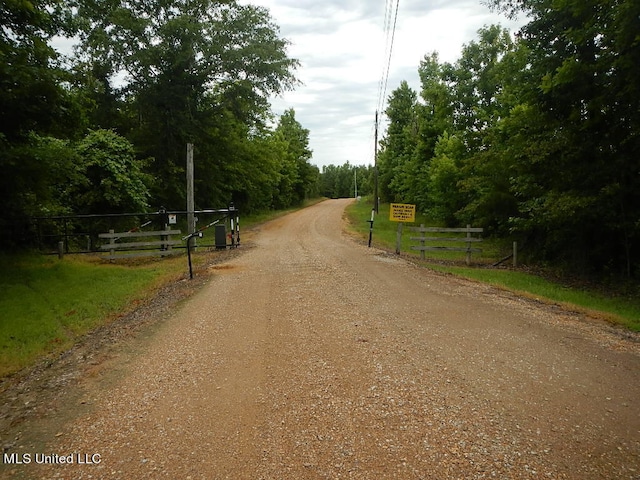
[{"x1": 8, "y1": 198, "x2": 640, "y2": 479}]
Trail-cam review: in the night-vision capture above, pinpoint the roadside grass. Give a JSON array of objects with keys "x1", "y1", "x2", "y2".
[
  {"x1": 0, "y1": 200, "x2": 327, "y2": 378},
  {"x1": 427, "y1": 264, "x2": 640, "y2": 330},
  {"x1": 345, "y1": 198, "x2": 640, "y2": 331},
  {"x1": 0, "y1": 254, "x2": 184, "y2": 377}
]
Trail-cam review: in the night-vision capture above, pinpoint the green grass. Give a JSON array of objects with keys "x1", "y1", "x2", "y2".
[
  {"x1": 0, "y1": 254, "x2": 181, "y2": 377},
  {"x1": 428, "y1": 265, "x2": 640, "y2": 330},
  {"x1": 345, "y1": 198, "x2": 640, "y2": 331}
]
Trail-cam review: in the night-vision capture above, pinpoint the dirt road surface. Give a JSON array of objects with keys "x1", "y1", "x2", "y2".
[{"x1": 3, "y1": 199, "x2": 640, "y2": 479}]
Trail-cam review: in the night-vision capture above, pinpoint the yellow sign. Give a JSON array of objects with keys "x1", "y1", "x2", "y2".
[{"x1": 389, "y1": 203, "x2": 416, "y2": 222}]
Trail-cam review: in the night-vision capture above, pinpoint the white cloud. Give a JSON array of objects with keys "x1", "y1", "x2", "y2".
[{"x1": 249, "y1": 0, "x2": 527, "y2": 168}]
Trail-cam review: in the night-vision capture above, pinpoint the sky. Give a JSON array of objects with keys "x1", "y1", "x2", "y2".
[{"x1": 243, "y1": 0, "x2": 527, "y2": 169}]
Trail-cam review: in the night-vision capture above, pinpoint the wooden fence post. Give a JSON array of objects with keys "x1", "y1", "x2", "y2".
[
  {"x1": 108, "y1": 229, "x2": 115, "y2": 259},
  {"x1": 395, "y1": 222, "x2": 403, "y2": 254},
  {"x1": 186, "y1": 143, "x2": 195, "y2": 237},
  {"x1": 466, "y1": 224, "x2": 472, "y2": 266}
]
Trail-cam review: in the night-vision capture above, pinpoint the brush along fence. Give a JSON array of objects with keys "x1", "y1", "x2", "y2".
[{"x1": 409, "y1": 224, "x2": 483, "y2": 265}]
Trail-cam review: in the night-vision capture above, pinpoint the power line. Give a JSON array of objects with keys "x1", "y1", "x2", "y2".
[
  {"x1": 382, "y1": 0, "x2": 394, "y2": 39},
  {"x1": 376, "y1": 0, "x2": 401, "y2": 117},
  {"x1": 377, "y1": 0, "x2": 394, "y2": 107},
  {"x1": 374, "y1": 0, "x2": 391, "y2": 117},
  {"x1": 381, "y1": 0, "x2": 400, "y2": 114},
  {"x1": 371, "y1": 0, "x2": 400, "y2": 183}
]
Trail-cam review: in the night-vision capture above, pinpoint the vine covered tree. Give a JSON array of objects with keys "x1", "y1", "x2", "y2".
[{"x1": 68, "y1": 129, "x2": 152, "y2": 214}]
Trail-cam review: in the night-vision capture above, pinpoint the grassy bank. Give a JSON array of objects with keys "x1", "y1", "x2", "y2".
[
  {"x1": 0, "y1": 254, "x2": 183, "y2": 377},
  {"x1": 345, "y1": 198, "x2": 640, "y2": 331}
]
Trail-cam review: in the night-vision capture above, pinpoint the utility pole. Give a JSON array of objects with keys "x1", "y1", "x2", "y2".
[
  {"x1": 354, "y1": 168, "x2": 358, "y2": 199},
  {"x1": 186, "y1": 143, "x2": 195, "y2": 237},
  {"x1": 374, "y1": 111, "x2": 379, "y2": 213}
]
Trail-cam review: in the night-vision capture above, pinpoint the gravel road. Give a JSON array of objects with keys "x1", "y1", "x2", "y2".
[{"x1": 4, "y1": 198, "x2": 640, "y2": 479}]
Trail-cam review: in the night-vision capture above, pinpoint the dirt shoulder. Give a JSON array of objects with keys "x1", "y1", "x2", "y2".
[{"x1": 2, "y1": 199, "x2": 640, "y2": 480}]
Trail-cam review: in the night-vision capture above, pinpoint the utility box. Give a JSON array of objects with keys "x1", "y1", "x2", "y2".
[{"x1": 215, "y1": 224, "x2": 227, "y2": 249}]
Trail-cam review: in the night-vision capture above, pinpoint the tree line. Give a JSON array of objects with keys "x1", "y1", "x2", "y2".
[
  {"x1": 320, "y1": 163, "x2": 375, "y2": 199},
  {"x1": 376, "y1": 0, "x2": 639, "y2": 279},
  {"x1": 1, "y1": 0, "x2": 320, "y2": 247}
]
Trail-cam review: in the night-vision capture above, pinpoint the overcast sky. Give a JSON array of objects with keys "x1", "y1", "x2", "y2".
[{"x1": 245, "y1": 0, "x2": 526, "y2": 169}]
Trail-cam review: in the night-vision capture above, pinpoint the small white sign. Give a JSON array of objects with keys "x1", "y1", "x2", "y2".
[{"x1": 168, "y1": 214, "x2": 177, "y2": 225}]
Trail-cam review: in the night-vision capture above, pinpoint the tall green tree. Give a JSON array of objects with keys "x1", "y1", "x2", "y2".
[
  {"x1": 414, "y1": 53, "x2": 455, "y2": 166},
  {"x1": 75, "y1": 0, "x2": 299, "y2": 208},
  {"x1": 0, "y1": 0, "x2": 76, "y2": 142},
  {"x1": 377, "y1": 81, "x2": 418, "y2": 203},
  {"x1": 452, "y1": 26, "x2": 523, "y2": 231},
  {"x1": 407, "y1": 54, "x2": 457, "y2": 214},
  {"x1": 272, "y1": 109, "x2": 316, "y2": 208},
  {"x1": 451, "y1": 25, "x2": 517, "y2": 148},
  {"x1": 488, "y1": 0, "x2": 640, "y2": 276}
]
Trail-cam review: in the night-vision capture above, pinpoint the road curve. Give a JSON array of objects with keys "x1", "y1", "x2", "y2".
[{"x1": 24, "y1": 199, "x2": 640, "y2": 479}]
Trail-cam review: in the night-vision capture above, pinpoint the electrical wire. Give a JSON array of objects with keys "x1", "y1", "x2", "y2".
[
  {"x1": 370, "y1": 0, "x2": 401, "y2": 165},
  {"x1": 376, "y1": 0, "x2": 401, "y2": 118}
]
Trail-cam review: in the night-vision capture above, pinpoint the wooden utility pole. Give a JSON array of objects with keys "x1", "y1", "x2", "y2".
[
  {"x1": 354, "y1": 168, "x2": 358, "y2": 198},
  {"x1": 374, "y1": 111, "x2": 379, "y2": 213},
  {"x1": 186, "y1": 143, "x2": 195, "y2": 236}
]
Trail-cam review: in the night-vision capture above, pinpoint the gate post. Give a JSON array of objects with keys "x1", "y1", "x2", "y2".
[
  {"x1": 395, "y1": 222, "x2": 404, "y2": 255},
  {"x1": 466, "y1": 224, "x2": 472, "y2": 266}
]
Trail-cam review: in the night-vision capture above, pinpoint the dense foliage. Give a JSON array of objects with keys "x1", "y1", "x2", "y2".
[
  {"x1": 377, "y1": 2, "x2": 640, "y2": 279},
  {"x1": 1, "y1": 0, "x2": 319, "y2": 247}
]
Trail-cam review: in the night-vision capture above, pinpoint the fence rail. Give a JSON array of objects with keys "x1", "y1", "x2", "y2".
[
  {"x1": 99, "y1": 229, "x2": 182, "y2": 260},
  {"x1": 32, "y1": 208, "x2": 238, "y2": 255},
  {"x1": 409, "y1": 224, "x2": 483, "y2": 265}
]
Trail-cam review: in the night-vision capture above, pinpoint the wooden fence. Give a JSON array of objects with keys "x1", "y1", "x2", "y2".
[
  {"x1": 99, "y1": 229, "x2": 182, "y2": 260},
  {"x1": 409, "y1": 224, "x2": 483, "y2": 265}
]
